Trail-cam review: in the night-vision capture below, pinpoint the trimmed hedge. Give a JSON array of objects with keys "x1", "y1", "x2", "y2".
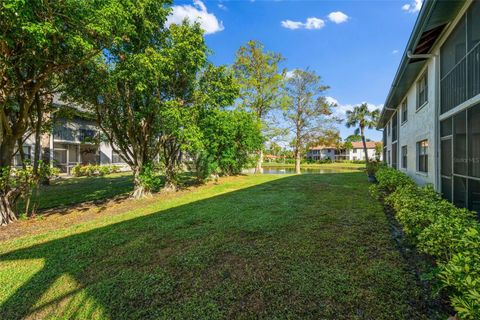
[{"x1": 370, "y1": 167, "x2": 480, "y2": 319}]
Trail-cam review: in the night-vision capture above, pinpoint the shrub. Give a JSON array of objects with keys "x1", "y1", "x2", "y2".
[
  {"x1": 387, "y1": 185, "x2": 457, "y2": 239},
  {"x1": 72, "y1": 164, "x2": 121, "y2": 177},
  {"x1": 371, "y1": 165, "x2": 480, "y2": 319},
  {"x1": 417, "y1": 211, "x2": 477, "y2": 261},
  {"x1": 138, "y1": 163, "x2": 163, "y2": 192},
  {"x1": 440, "y1": 229, "x2": 480, "y2": 320},
  {"x1": 366, "y1": 160, "x2": 380, "y2": 176},
  {"x1": 194, "y1": 152, "x2": 218, "y2": 183},
  {"x1": 375, "y1": 166, "x2": 415, "y2": 194}
]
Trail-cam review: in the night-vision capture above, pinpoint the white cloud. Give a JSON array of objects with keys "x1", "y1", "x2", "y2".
[
  {"x1": 328, "y1": 98, "x2": 383, "y2": 119},
  {"x1": 166, "y1": 0, "x2": 224, "y2": 35},
  {"x1": 217, "y1": 2, "x2": 227, "y2": 10},
  {"x1": 281, "y1": 17, "x2": 325, "y2": 30},
  {"x1": 285, "y1": 69, "x2": 300, "y2": 79},
  {"x1": 281, "y1": 20, "x2": 304, "y2": 30},
  {"x1": 402, "y1": 0, "x2": 423, "y2": 13},
  {"x1": 328, "y1": 11, "x2": 349, "y2": 24},
  {"x1": 325, "y1": 96, "x2": 339, "y2": 106},
  {"x1": 305, "y1": 17, "x2": 325, "y2": 29},
  {"x1": 392, "y1": 49, "x2": 399, "y2": 54}
]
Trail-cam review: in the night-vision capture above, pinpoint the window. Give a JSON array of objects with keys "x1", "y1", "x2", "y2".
[
  {"x1": 440, "y1": 102, "x2": 480, "y2": 210},
  {"x1": 417, "y1": 70, "x2": 428, "y2": 109},
  {"x1": 392, "y1": 143, "x2": 398, "y2": 169},
  {"x1": 392, "y1": 113, "x2": 398, "y2": 142},
  {"x1": 53, "y1": 125, "x2": 76, "y2": 141},
  {"x1": 387, "y1": 150, "x2": 391, "y2": 166},
  {"x1": 417, "y1": 140, "x2": 428, "y2": 173},
  {"x1": 112, "y1": 150, "x2": 125, "y2": 164},
  {"x1": 79, "y1": 129, "x2": 97, "y2": 142},
  {"x1": 401, "y1": 146, "x2": 407, "y2": 169},
  {"x1": 468, "y1": 105, "x2": 480, "y2": 177},
  {"x1": 14, "y1": 146, "x2": 31, "y2": 166},
  {"x1": 440, "y1": 2, "x2": 480, "y2": 113},
  {"x1": 401, "y1": 100, "x2": 408, "y2": 123},
  {"x1": 454, "y1": 111, "x2": 467, "y2": 175},
  {"x1": 353, "y1": 149, "x2": 357, "y2": 154}
]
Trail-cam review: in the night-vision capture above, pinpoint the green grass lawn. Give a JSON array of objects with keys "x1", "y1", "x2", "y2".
[
  {"x1": 1, "y1": 173, "x2": 434, "y2": 319},
  {"x1": 264, "y1": 162, "x2": 365, "y2": 170},
  {"x1": 21, "y1": 172, "x2": 134, "y2": 211}
]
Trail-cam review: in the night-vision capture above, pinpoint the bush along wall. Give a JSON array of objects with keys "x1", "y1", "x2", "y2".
[{"x1": 370, "y1": 167, "x2": 480, "y2": 319}]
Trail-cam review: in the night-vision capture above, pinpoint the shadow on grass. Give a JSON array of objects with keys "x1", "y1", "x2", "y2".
[
  {"x1": 18, "y1": 172, "x2": 199, "y2": 215},
  {"x1": 1, "y1": 173, "x2": 429, "y2": 319}
]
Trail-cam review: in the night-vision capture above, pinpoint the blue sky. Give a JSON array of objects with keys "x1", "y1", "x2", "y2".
[{"x1": 168, "y1": 0, "x2": 422, "y2": 141}]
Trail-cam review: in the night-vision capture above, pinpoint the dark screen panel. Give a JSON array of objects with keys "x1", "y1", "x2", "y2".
[{"x1": 454, "y1": 111, "x2": 467, "y2": 175}]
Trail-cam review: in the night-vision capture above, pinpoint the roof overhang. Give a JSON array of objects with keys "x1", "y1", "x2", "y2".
[{"x1": 377, "y1": 0, "x2": 465, "y2": 129}]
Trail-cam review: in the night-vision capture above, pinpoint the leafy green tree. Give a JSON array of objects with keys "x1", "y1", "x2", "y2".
[
  {"x1": 344, "y1": 141, "x2": 354, "y2": 152},
  {"x1": 198, "y1": 109, "x2": 262, "y2": 176},
  {"x1": 233, "y1": 40, "x2": 285, "y2": 173},
  {"x1": 64, "y1": 12, "x2": 208, "y2": 198},
  {"x1": 345, "y1": 103, "x2": 380, "y2": 164},
  {"x1": 283, "y1": 69, "x2": 336, "y2": 174},
  {"x1": 0, "y1": 0, "x2": 138, "y2": 224},
  {"x1": 313, "y1": 129, "x2": 341, "y2": 148},
  {"x1": 266, "y1": 142, "x2": 282, "y2": 157},
  {"x1": 345, "y1": 134, "x2": 362, "y2": 142}
]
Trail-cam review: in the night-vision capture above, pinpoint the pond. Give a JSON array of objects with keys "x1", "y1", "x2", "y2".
[{"x1": 244, "y1": 166, "x2": 353, "y2": 174}]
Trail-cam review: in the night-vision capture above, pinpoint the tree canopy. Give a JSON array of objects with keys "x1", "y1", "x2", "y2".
[
  {"x1": 283, "y1": 69, "x2": 336, "y2": 173},
  {"x1": 233, "y1": 40, "x2": 285, "y2": 172}
]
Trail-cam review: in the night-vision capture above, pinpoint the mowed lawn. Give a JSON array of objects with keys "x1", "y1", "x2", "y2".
[
  {"x1": 1, "y1": 173, "x2": 429, "y2": 319},
  {"x1": 22, "y1": 172, "x2": 134, "y2": 211}
]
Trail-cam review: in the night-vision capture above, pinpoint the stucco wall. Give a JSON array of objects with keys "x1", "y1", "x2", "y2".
[{"x1": 385, "y1": 57, "x2": 437, "y2": 187}]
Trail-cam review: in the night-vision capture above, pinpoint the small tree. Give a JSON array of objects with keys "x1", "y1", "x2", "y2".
[
  {"x1": 345, "y1": 103, "x2": 380, "y2": 165},
  {"x1": 233, "y1": 40, "x2": 285, "y2": 173},
  {"x1": 283, "y1": 69, "x2": 336, "y2": 174}
]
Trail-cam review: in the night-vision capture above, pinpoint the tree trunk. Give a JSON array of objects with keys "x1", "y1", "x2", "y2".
[
  {"x1": 0, "y1": 145, "x2": 17, "y2": 226},
  {"x1": 0, "y1": 194, "x2": 17, "y2": 226},
  {"x1": 132, "y1": 168, "x2": 150, "y2": 199},
  {"x1": 294, "y1": 149, "x2": 301, "y2": 174},
  {"x1": 163, "y1": 164, "x2": 177, "y2": 193},
  {"x1": 33, "y1": 94, "x2": 43, "y2": 176},
  {"x1": 162, "y1": 139, "x2": 180, "y2": 192},
  {"x1": 255, "y1": 149, "x2": 263, "y2": 174},
  {"x1": 361, "y1": 127, "x2": 369, "y2": 165}
]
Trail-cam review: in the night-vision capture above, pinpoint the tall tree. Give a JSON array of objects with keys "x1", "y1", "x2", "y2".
[
  {"x1": 283, "y1": 69, "x2": 336, "y2": 174},
  {"x1": 0, "y1": 0, "x2": 136, "y2": 225},
  {"x1": 64, "y1": 19, "x2": 207, "y2": 197},
  {"x1": 233, "y1": 40, "x2": 285, "y2": 173},
  {"x1": 345, "y1": 103, "x2": 380, "y2": 164}
]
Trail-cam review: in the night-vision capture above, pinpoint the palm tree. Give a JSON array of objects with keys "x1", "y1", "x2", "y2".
[{"x1": 345, "y1": 103, "x2": 379, "y2": 164}]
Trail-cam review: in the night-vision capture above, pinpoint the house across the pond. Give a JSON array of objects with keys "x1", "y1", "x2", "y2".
[{"x1": 306, "y1": 141, "x2": 382, "y2": 162}]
